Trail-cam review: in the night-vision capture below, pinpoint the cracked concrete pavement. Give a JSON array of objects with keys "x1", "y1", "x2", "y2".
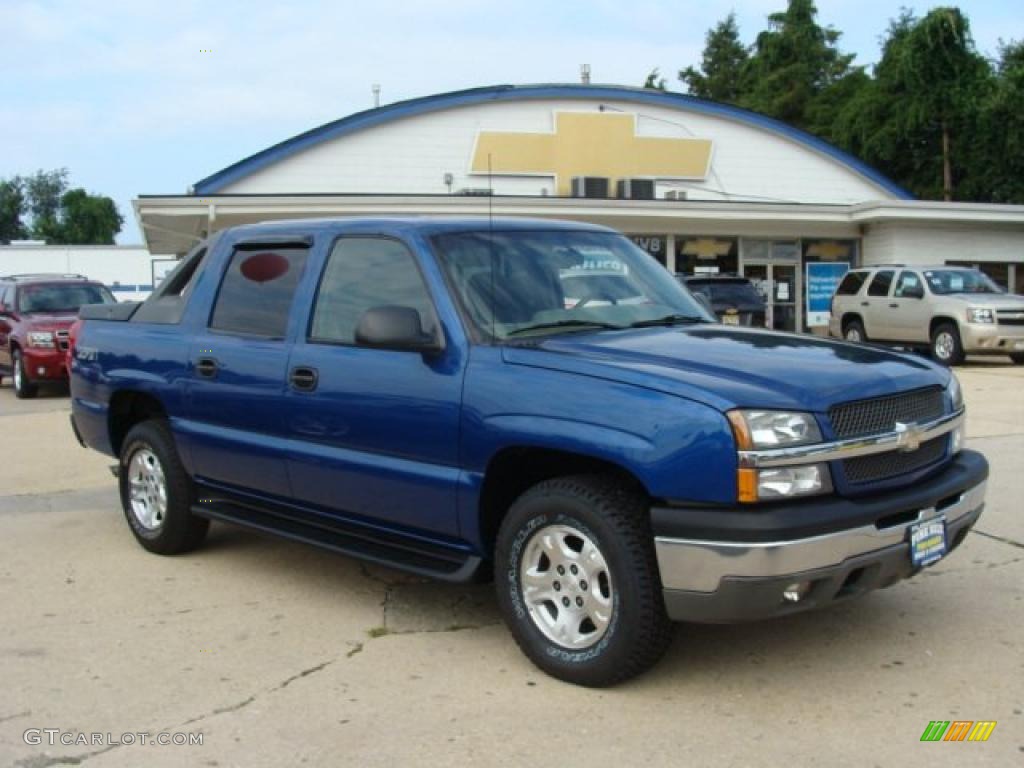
[{"x1": 0, "y1": 362, "x2": 1022, "y2": 767}]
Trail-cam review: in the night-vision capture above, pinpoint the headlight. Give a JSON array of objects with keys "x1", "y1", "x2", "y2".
[
  {"x1": 967, "y1": 307, "x2": 995, "y2": 323},
  {"x1": 27, "y1": 331, "x2": 55, "y2": 348},
  {"x1": 728, "y1": 410, "x2": 831, "y2": 502},
  {"x1": 728, "y1": 410, "x2": 822, "y2": 449},
  {"x1": 756, "y1": 464, "x2": 832, "y2": 499},
  {"x1": 947, "y1": 374, "x2": 963, "y2": 411}
]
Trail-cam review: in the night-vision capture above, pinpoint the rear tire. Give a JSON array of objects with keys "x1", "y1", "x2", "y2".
[
  {"x1": 119, "y1": 420, "x2": 208, "y2": 555},
  {"x1": 1010, "y1": 353, "x2": 1024, "y2": 365},
  {"x1": 494, "y1": 475, "x2": 672, "y2": 687},
  {"x1": 931, "y1": 322, "x2": 965, "y2": 366},
  {"x1": 843, "y1": 319, "x2": 867, "y2": 343},
  {"x1": 12, "y1": 350, "x2": 38, "y2": 399}
]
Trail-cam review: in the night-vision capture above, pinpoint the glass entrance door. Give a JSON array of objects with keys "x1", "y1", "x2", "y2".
[{"x1": 743, "y1": 262, "x2": 798, "y2": 332}]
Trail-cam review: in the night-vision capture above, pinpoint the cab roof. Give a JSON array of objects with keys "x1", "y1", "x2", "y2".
[{"x1": 222, "y1": 216, "x2": 617, "y2": 241}]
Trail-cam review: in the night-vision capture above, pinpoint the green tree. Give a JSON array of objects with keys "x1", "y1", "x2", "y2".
[
  {"x1": 897, "y1": 8, "x2": 991, "y2": 200},
  {"x1": 23, "y1": 168, "x2": 70, "y2": 240},
  {"x1": 644, "y1": 68, "x2": 667, "y2": 90},
  {"x1": 55, "y1": 188, "x2": 123, "y2": 245},
  {"x1": 0, "y1": 178, "x2": 28, "y2": 242},
  {"x1": 680, "y1": 13, "x2": 750, "y2": 102},
  {"x1": 971, "y1": 40, "x2": 1024, "y2": 203},
  {"x1": 739, "y1": 0, "x2": 860, "y2": 133},
  {"x1": 3, "y1": 168, "x2": 123, "y2": 244},
  {"x1": 832, "y1": 8, "x2": 992, "y2": 201}
]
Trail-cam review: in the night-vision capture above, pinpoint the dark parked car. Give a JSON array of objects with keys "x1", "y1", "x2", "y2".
[
  {"x1": 0, "y1": 273, "x2": 115, "y2": 398},
  {"x1": 677, "y1": 274, "x2": 766, "y2": 326},
  {"x1": 70, "y1": 218, "x2": 985, "y2": 686}
]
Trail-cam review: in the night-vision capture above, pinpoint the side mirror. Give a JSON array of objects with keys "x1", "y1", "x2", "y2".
[{"x1": 355, "y1": 306, "x2": 444, "y2": 355}]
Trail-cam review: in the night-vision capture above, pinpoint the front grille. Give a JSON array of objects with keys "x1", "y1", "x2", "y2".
[
  {"x1": 829, "y1": 387, "x2": 944, "y2": 439},
  {"x1": 54, "y1": 330, "x2": 70, "y2": 351},
  {"x1": 843, "y1": 436, "x2": 947, "y2": 484},
  {"x1": 996, "y1": 309, "x2": 1024, "y2": 326}
]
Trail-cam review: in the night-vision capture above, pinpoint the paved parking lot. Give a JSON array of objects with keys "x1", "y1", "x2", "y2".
[{"x1": 1, "y1": 362, "x2": 1022, "y2": 767}]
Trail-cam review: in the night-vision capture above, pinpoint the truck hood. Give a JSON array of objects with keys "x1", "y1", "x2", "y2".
[
  {"x1": 502, "y1": 325, "x2": 947, "y2": 413},
  {"x1": 21, "y1": 312, "x2": 78, "y2": 330},
  {"x1": 943, "y1": 292, "x2": 1024, "y2": 309}
]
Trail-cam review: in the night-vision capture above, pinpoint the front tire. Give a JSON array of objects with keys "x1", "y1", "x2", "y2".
[
  {"x1": 119, "y1": 420, "x2": 208, "y2": 554},
  {"x1": 494, "y1": 475, "x2": 672, "y2": 687},
  {"x1": 843, "y1": 319, "x2": 867, "y2": 343},
  {"x1": 1010, "y1": 353, "x2": 1024, "y2": 365},
  {"x1": 12, "y1": 350, "x2": 38, "y2": 399},
  {"x1": 931, "y1": 322, "x2": 965, "y2": 366}
]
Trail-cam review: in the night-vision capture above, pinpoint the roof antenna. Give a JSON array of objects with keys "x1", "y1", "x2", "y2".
[{"x1": 372, "y1": 83, "x2": 381, "y2": 108}]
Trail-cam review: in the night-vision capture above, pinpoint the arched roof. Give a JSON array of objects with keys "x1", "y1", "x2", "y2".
[{"x1": 192, "y1": 83, "x2": 912, "y2": 199}]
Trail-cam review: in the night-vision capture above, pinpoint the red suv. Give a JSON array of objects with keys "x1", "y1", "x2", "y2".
[{"x1": 0, "y1": 274, "x2": 116, "y2": 398}]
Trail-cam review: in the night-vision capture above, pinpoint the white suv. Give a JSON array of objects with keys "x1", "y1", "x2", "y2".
[{"x1": 829, "y1": 265, "x2": 1024, "y2": 365}]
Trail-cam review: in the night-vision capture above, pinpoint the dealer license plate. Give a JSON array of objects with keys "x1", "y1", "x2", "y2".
[
  {"x1": 909, "y1": 517, "x2": 947, "y2": 567},
  {"x1": 722, "y1": 314, "x2": 740, "y2": 325}
]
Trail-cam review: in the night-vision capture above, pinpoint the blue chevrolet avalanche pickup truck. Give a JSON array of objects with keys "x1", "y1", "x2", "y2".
[{"x1": 69, "y1": 218, "x2": 988, "y2": 686}]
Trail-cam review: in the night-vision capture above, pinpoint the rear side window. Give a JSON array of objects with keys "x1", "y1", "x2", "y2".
[
  {"x1": 210, "y1": 247, "x2": 309, "y2": 338},
  {"x1": 835, "y1": 271, "x2": 868, "y2": 296},
  {"x1": 867, "y1": 270, "x2": 894, "y2": 297},
  {"x1": 310, "y1": 237, "x2": 435, "y2": 345}
]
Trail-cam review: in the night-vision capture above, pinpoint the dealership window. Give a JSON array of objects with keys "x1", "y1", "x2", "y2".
[
  {"x1": 310, "y1": 237, "x2": 436, "y2": 345},
  {"x1": 209, "y1": 246, "x2": 309, "y2": 338},
  {"x1": 628, "y1": 234, "x2": 668, "y2": 267},
  {"x1": 676, "y1": 237, "x2": 738, "y2": 275}
]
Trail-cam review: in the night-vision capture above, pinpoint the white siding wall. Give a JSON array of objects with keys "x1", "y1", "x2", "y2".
[
  {"x1": 863, "y1": 222, "x2": 1024, "y2": 266},
  {"x1": 221, "y1": 98, "x2": 893, "y2": 204},
  {"x1": 0, "y1": 246, "x2": 155, "y2": 299}
]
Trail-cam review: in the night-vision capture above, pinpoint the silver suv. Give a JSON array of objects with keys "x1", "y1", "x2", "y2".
[{"x1": 829, "y1": 265, "x2": 1024, "y2": 365}]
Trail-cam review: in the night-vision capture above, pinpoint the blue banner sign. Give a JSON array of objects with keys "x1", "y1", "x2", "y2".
[{"x1": 805, "y1": 262, "x2": 849, "y2": 327}]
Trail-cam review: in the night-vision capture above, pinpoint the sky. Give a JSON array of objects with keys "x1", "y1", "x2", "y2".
[{"x1": 2, "y1": 0, "x2": 1021, "y2": 244}]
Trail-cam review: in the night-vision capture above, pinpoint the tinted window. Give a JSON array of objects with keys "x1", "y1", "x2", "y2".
[
  {"x1": 17, "y1": 283, "x2": 115, "y2": 312},
  {"x1": 867, "y1": 270, "x2": 894, "y2": 297},
  {"x1": 835, "y1": 271, "x2": 868, "y2": 296},
  {"x1": 310, "y1": 238, "x2": 435, "y2": 344},
  {"x1": 433, "y1": 230, "x2": 709, "y2": 340},
  {"x1": 686, "y1": 280, "x2": 764, "y2": 305},
  {"x1": 894, "y1": 271, "x2": 924, "y2": 298},
  {"x1": 210, "y1": 247, "x2": 308, "y2": 338}
]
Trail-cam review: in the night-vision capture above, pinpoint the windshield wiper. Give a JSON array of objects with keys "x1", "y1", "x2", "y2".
[
  {"x1": 506, "y1": 320, "x2": 624, "y2": 337},
  {"x1": 627, "y1": 314, "x2": 708, "y2": 328}
]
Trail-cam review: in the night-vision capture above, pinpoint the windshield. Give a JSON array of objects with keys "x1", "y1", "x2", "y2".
[
  {"x1": 17, "y1": 283, "x2": 116, "y2": 313},
  {"x1": 923, "y1": 269, "x2": 1003, "y2": 295},
  {"x1": 685, "y1": 280, "x2": 764, "y2": 306},
  {"x1": 432, "y1": 230, "x2": 712, "y2": 339}
]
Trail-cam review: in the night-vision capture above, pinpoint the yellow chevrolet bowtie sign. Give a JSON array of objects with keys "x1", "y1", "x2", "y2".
[{"x1": 471, "y1": 112, "x2": 712, "y2": 196}]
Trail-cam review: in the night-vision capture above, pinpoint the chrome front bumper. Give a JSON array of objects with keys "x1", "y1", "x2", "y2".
[
  {"x1": 655, "y1": 480, "x2": 986, "y2": 594},
  {"x1": 960, "y1": 322, "x2": 1024, "y2": 353}
]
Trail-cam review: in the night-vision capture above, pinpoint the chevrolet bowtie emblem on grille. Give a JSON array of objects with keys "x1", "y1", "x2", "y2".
[{"x1": 894, "y1": 421, "x2": 923, "y2": 453}]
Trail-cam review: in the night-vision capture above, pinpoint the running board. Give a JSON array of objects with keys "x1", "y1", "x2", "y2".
[{"x1": 190, "y1": 497, "x2": 482, "y2": 583}]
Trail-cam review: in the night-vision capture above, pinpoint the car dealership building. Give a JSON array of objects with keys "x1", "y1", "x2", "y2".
[{"x1": 133, "y1": 83, "x2": 1024, "y2": 333}]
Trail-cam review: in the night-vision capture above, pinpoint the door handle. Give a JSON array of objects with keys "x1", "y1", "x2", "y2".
[
  {"x1": 889, "y1": 303, "x2": 899, "y2": 308},
  {"x1": 195, "y1": 357, "x2": 218, "y2": 378},
  {"x1": 289, "y1": 366, "x2": 319, "y2": 392},
  {"x1": 860, "y1": 301, "x2": 870, "y2": 307}
]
